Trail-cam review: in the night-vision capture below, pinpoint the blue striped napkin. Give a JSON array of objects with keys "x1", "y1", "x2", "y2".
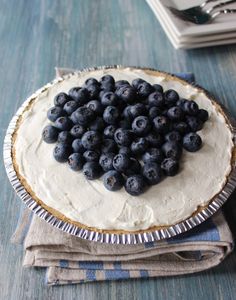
[{"x1": 11, "y1": 207, "x2": 233, "y2": 285}]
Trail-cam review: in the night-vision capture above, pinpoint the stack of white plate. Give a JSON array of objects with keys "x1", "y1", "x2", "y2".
[{"x1": 146, "y1": 0, "x2": 236, "y2": 49}]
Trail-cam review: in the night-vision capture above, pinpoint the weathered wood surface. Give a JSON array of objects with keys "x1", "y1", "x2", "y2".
[{"x1": 0, "y1": 0, "x2": 236, "y2": 299}]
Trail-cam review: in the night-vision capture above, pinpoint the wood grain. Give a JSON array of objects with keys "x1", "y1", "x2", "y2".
[{"x1": 0, "y1": 0, "x2": 236, "y2": 299}]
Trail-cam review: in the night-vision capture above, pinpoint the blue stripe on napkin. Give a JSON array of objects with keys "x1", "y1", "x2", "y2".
[
  {"x1": 86, "y1": 269, "x2": 96, "y2": 281},
  {"x1": 168, "y1": 217, "x2": 220, "y2": 244},
  {"x1": 144, "y1": 242, "x2": 155, "y2": 248},
  {"x1": 104, "y1": 270, "x2": 130, "y2": 280},
  {"x1": 59, "y1": 260, "x2": 69, "y2": 268},
  {"x1": 79, "y1": 261, "x2": 104, "y2": 270},
  {"x1": 140, "y1": 270, "x2": 149, "y2": 277},
  {"x1": 175, "y1": 72, "x2": 195, "y2": 83},
  {"x1": 113, "y1": 261, "x2": 122, "y2": 270}
]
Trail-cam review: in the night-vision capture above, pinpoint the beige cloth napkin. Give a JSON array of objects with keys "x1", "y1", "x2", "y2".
[
  {"x1": 12, "y1": 208, "x2": 233, "y2": 285},
  {"x1": 11, "y1": 68, "x2": 234, "y2": 285}
]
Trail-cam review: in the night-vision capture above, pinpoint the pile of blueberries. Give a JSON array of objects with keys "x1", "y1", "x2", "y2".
[{"x1": 42, "y1": 75, "x2": 209, "y2": 196}]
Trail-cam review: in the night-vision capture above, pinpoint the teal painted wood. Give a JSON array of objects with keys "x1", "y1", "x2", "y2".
[{"x1": 0, "y1": 0, "x2": 236, "y2": 299}]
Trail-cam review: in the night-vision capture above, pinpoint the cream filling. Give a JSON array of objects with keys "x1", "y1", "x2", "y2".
[{"x1": 14, "y1": 68, "x2": 234, "y2": 231}]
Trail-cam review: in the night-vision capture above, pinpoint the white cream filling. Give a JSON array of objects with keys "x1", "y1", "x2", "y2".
[{"x1": 14, "y1": 68, "x2": 233, "y2": 231}]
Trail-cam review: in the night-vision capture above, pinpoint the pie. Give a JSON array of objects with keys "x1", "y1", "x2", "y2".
[{"x1": 12, "y1": 67, "x2": 234, "y2": 232}]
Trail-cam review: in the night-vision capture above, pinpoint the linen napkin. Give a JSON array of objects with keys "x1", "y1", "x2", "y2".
[
  {"x1": 12, "y1": 207, "x2": 233, "y2": 285},
  {"x1": 11, "y1": 68, "x2": 234, "y2": 285}
]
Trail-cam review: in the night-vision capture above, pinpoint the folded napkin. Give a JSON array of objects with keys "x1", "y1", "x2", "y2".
[
  {"x1": 12, "y1": 207, "x2": 233, "y2": 285},
  {"x1": 11, "y1": 68, "x2": 234, "y2": 285}
]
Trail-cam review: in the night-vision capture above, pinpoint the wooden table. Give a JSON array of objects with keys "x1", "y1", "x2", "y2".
[{"x1": 1, "y1": 1, "x2": 236, "y2": 299}]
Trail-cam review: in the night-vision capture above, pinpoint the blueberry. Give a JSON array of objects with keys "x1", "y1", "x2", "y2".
[
  {"x1": 161, "y1": 158, "x2": 179, "y2": 176},
  {"x1": 118, "y1": 101, "x2": 127, "y2": 112},
  {"x1": 148, "y1": 92, "x2": 165, "y2": 108},
  {"x1": 142, "y1": 99, "x2": 149, "y2": 105},
  {"x1": 83, "y1": 150, "x2": 100, "y2": 162},
  {"x1": 172, "y1": 122, "x2": 190, "y2": 135},
  {"x1": 100, "y1": 82, "x2": 115, "y2": 92},
  {"x1": 72, "y1": 139, "x2": 86, "y2": 153},
  {"x1": 63, "y1": 100, "x2": 79, "y2": 115},
  {"x1": 47, "y1": 106, "x2": 66, "y2": 122},
  {"x1": 142, "y1": 148, "x2": 164, "y2": 164},
  {"x1": 54, "y1": 92, "x2": 71, "y2": 107},
  {"x1": 164, "y1": 89, "x2": 179, "y2": 106},
  {"x1": 100, "y1": 75, "x2": 115, "y2": 85},
  {"x1": 101, "y1": 92, "x2": 119, "y2": 106},
  {"x1": 122, "y1": 105, "x2": 132, "y2": 120},
  {"x1": 99, "y1": 90, "x2": 106, "y2": 100},
  {"x1": 68, "y1": 153, "x2": 84, "y2": 171},
  {"x1": 71, "y1": 106, "x2": 95, "y2": 126},
  {"x1": 125, "y1": 175, "x2": 146, "y2": 196},
  {"x1": 103, "y1": 125, "x2": 117, "y2": 139},
  {"x1": 42, "y1": 125, "x2": 58, "y2": 143},
  {"x1": 116, "y1": 86, "x2": 136, "y2": 104},
  {"x1": 165, "y1": 131, "x2": 182, "y2": 144},
  {"x1": 162, "y1": 142, "x2": 182, "y2": 160},
  {"x1": 99, "y1": 153, "x2": 115, "y2": 171},
  {"x1": 114, "y1": 128, "x2": 132, "y2": 146},
  {"x1": 119, "y1": 146, "x2": 132, "y2": 156},
  {"x1": 131, "y1": 137, "x2": 149, "y2": 155},
  {"x1": 136, "y1": 82, "x2": 155, "y2": 98},
  {"x1": 153, "y1": 84, "x2": 163, "y2": 93},
  {"x1": 54, "y1": 116, "x2": 73, "y2": 131},
  {"x1": 101, "y1": 139, "x2": 117, "y2": 153},
  {"x1": 176, "y1": 98, "x2": 187, "y2": 110},
  {"x1": 130, "y1": 103, "x2": 148, "y2": 119},
  {"x1": 183, "y1": 100, "x2": 199, "y2": 115},
  {"x1": 132, "y1": 116, "x2": 151, "y2": 136},
  {"x1": 146, "y1": 132, "x2": 163, "y2": 147},
  {"x1": 198, "y1": 109, "x2": 209, "y2": 122},
  {"x1": 162, "y1": 108, "x2": 168, "y2": 117},
  {"x1": 70, "y1": 124, "x2": 86, "y2": 138},
  {"x1": 167, "y1": 106, "x2": 184, "y2": 121},
  {"x1": 68, "y1": 87, "x2": 89, "y2": 105},
  {"x1": 86, "y1": 100, "x2": 104, "y2": 115},
  {"x1": 113, "y1": 153, "x2": 131, "y2": 172},
  {"x1": 186, "y1": 116, "x2": 203, "y2": 132},
  {"x1": 119, "y1": 119, "x2": 131, "y2": 129},
  {"x1": 84, "y1": 78, "x2": 99, "y2": 86},
  {"x1": 183, "y1": 132, "x2": 202, "y2": 152},
  {"x1": 132, "y1": 78, "x2": 145, "y2": 89},
  {"x1": 149, "y1": 107, "x2": 162, "y2": 120},
  {"x1": 53, "y1": 143, "x2": 71, "y2": 162},
  {"x1": 83, "y1": 162, "x2": 102, "y2": 180},
  {"x1": 115, "y1": 80, "x2": 130, "y2": 89},
  {"x1": 81, "y1": 131, "x2": 101, "y2": 150},
  {"x1": 58, "y1": 131, "x2": 73, "y2": 144},
  {"x1": 103, "y1": 170, "x2": 124, "y2": 191},
  {"x1": 142, "y1": 162, "x2": 162, "y2": 185},
  {"x1": 153, "y1": 116, "x2": 170, "y2": 133},
  {"x1": 123, "y1": 158, "x2": 141, "y2": 176},
  {"x1": 86, "y1": 83, "x2": 100, "y2": 99},
  {"x1": 89, "y1": 117, "x2": 105, "y2": 132},
  {"x1": 103, "y1": 106, "x2": 120, "y2": 124}
]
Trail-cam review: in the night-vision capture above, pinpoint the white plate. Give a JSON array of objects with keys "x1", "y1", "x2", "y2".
[
  {"x1": 157, "y1": 0, "x2": 236, "y2": 37},
  {"x1": 147, "y1": 0, "x2": 236, "y2": 49}
]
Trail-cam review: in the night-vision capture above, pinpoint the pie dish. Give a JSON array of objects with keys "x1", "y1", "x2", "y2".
[{"x1": 4, "y1": 66, "x2": 236, "y2": 243}]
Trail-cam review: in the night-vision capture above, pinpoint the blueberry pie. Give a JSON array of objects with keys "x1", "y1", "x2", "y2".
[{"x1": 12, "y1": 67, "x2": 234, "y2": 232}]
